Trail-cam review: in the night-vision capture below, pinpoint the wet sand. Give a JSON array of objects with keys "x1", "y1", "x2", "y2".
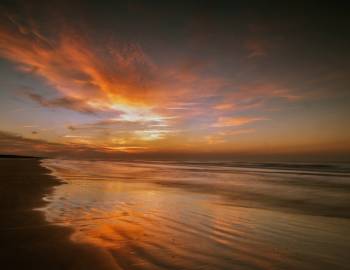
[
  {"x1": 0, "y1": 158, "x2": 119, "y2": 270},
  {"x1": 42, "y1": 159, "x2": 350, "y2": 270},
  {"x1": 1, "y1": 158, "x2": 350, "y2": 270}
]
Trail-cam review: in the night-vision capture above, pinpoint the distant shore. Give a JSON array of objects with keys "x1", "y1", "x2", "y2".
[
  {"x1": 0, "y1": 158, "x2": 118, "y2": 270},
  {"x1": 0, "y1": 154, "x2": 42, "y2": 159}
]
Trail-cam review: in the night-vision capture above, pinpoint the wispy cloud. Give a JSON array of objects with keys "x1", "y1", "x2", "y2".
[
  {"x1": 0, "y1": 15, "x2": 225, "y2": 114},
  {"x1": 0, "y1": 130, "x2": 152, "y2": 156},
  {"x1": 0, "y1": 14, "x2": 232, "y2": 135},
  {"x1": 26, "y1": 92, "x2": 101, "y2": 114},
  {"x1": 213, "y1": 83, "x2": 301, "y2": 113},
  {"x1": 246, "y1": 38, "x2": 268, "y2": 58},
  {"x1": 0, "y1": 9, "x2": 327, "y2": 157},
  {"x1": 205, "y1": 129, "x2": 255, "y2": 145},
  {"x1": 212, "y1": 116, "x2": 266, "y2": 127},
  {"x1": 0, "y1": 16, "x2": 157, "y2": 111}
]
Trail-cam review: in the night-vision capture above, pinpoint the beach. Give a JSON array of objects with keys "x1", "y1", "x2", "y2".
[
  {"x1": 0, "y1": 158, "x2": 119, "y2": 270},
  {"x1": 1, "y1": 1, "x2": 349, "y2": 269},
  {"x1": 1, "y1": 158, "x2": 350, "y2": 270}
]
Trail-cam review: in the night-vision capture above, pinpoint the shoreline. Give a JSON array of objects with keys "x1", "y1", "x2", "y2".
[
  {"x1": 0, "y1": 158, "x2": 118, "y2": 270},
  {"x1": 1, "y1": 158, "x2": 349, "y2": 269}
]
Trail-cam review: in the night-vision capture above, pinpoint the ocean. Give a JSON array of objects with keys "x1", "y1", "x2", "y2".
[{"x1": 40, "y1": 159, "x2": 350, "y2": 270}]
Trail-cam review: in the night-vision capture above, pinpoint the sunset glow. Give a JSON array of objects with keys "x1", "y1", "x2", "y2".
[
  {"x1": 0, "y1": 1, "x2": 349, "y2": 160},
  {"x1": 1, "y1": 2, "x2": 350, "y2": 270}
]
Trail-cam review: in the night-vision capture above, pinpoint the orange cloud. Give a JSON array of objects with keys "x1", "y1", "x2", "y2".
[
  {"x1": 26, "y1": 92, "x2": 102, "y2": 114},
  {"x1": 0, "y1": 23, "x2": 155, "y2": 105},
  {"x1": 213, "y1": 103, "x2": 235, "y2": 110},
  {"x1": 0, "y1": 14, "x2": 229, "y2": 134},
  {"x1": 0, "y1": 14, "x2": 228, "y2": 109},
  {"x1": 213, "y1": 116, "x2": 266, "y2": 127},
  {"x1": 0, "y1": 14, "x2": 310, "y2": 155},
  {"x1": 205, "y1": 128, "x2": 255, "y2": 145},
  {"x1": 213, "y1": 83, "x2": 301, "y2": 113},
  {"x1": 0, "y1": 130, "x2": 155, "y2": 157},
  {"x1": 234, "y1": 83, "x2": 301, "y2": 102}
]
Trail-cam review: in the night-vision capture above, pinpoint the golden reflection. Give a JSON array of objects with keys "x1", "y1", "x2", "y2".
[{"x1": 41, "y1": 159, "x2": 350, "y2": 270}]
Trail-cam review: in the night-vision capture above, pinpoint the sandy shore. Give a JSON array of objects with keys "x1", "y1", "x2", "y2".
[
  {"x1": 0, "y1": 158, "x2": 119, "y2": 270},
  {"x1": 2, "y1": 158, "x2": 349, "y2": 270}
]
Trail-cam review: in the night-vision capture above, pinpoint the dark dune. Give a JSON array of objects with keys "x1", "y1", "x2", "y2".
[{"x1": 0, "y1": 158, "x2": 119, "y2": 270}]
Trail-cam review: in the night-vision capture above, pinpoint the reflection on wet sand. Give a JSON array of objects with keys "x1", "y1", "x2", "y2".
[{"x1": 42, "y1": 159, "x2": 350, "y2": 270}]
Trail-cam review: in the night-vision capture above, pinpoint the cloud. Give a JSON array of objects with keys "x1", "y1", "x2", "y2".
[
  {"x1": 233, "y1": 83, "x2": 300, "y2": 103},
  {"x1": 0, "y1": 13, "x2": 231, "y2": 131},
  {"x1": 205, "y1": 128, "x2": 255, "y2": 145},
  {"x1": 0, "y1": 12, "x2": 301, "y2": 122},
  {"x1": 212, "y1": 116, "x2": 266, "y2": 127},
  {"x1": 67, "y1": 118, "x2": 159, "y2": 131},
  {"x1": 134, "y1": 130, "x2": 173, "y2": 141},
  {"x1": 0, "y1": 130, "x2": 151, "y2": 157},
  {"x1": 245, "y1": 38, "x2": 268, "y2": 58},
  {"x1": 0, "y1": 15, "x2": 160, "y2": 112},
  {"x1": 26, "y1": 92, "x2": 101, "y2": 114},
  {"x1": 213, "y1": 83, "x2": 301, "y2": 113},
  {"x1": 213, "y1": 103, "x2": 235, "y2": 111},
  {"x1": 0, "y1": 14, "x2": 222, "y2": 112},
  {"x1": 225, "y1": 129, "x2": 255, "y2": 135},
  {"x1": 0, "y1": 9, "x2": 324, "y2": 157},
  {"x1": 66, "y1": 117, "x2": 177, "y2": 144},
  {"x1": 0, "y1": 130, "x2": 63, "y2": 156},
  {"x1": 63, "y1": 135, "x2": 90, "y2": 138},
  {"x1": 213, "y1": 99, "x2": 264, "y2": 111}
]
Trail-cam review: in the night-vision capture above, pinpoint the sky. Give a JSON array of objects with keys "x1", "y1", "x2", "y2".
[{"x1": 0, "y1": 0, "x2": 349, "y2": 161}]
